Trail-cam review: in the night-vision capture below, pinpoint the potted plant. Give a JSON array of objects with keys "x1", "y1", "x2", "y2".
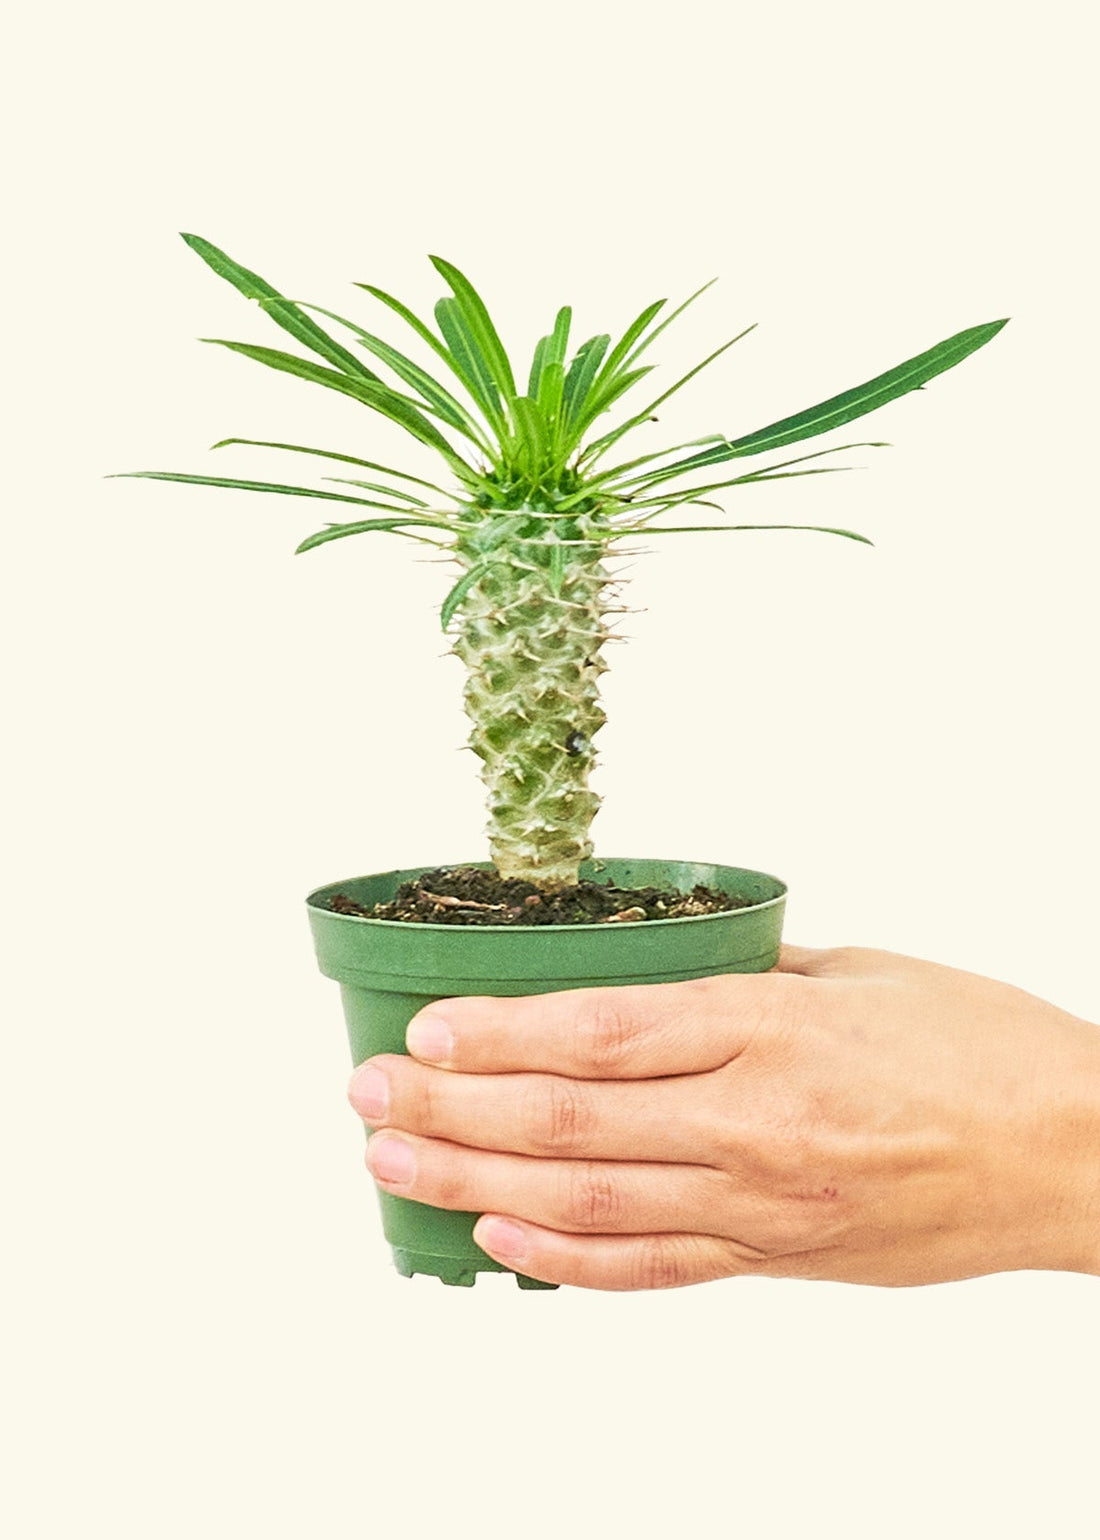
[{"x1": 116, "y1": 234, "x2": 1005, "y2": 1286}]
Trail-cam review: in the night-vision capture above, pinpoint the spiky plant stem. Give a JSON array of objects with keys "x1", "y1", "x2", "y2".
[{"x1": 451, "y1": 506, "x2": 614, "y2": 889}]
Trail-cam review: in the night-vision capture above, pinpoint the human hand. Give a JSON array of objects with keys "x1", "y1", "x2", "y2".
[{"x1": 347, "y1": 946, "x2": 1100, "y2": 1290}]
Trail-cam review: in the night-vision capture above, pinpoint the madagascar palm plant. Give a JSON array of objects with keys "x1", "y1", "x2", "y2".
[{"x1": 117, "y1": 236, "x2": 1005, "y2": 890}]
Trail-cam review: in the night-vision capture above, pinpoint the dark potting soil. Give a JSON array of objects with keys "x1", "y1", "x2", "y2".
[{"x1": 327, "y1": 865, "x2": 753, "y2": 927}]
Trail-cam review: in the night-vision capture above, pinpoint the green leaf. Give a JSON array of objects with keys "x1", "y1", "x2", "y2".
[
  {"x1": 322, "y1": 478, "x2": 430, "y2": 506},
  {"x1": 620, "y1": 441, "x2": 888, "y2": 497},
  {"x1": 439, "y1": 560, "x2": 496, "y2": 631},
  {"x1": 596, "y1": 298, "x2": 665, "y2": 387},
  {"x1": 553, "y1": 436, "x2": 730, "y2": 509},
  {"x1": 355, "y1": 283, "x2": 444, "y2": 352},
  {"x1": 527, "y1": 334, "x2": 549, "y2": 399},
  {"x1": 202, "y1": 339, "x2": 468, "y2": 469},
  {"x1": 655, "y1": 319, "x2": 1009, "y2": 480},
  {"x1": 209, "y1": 438, "x2": 455, "y2": 496},
  {"x1": 611, "y1": 523, "x2": 873, "y2": 545},
  {"x1": 355, "y1": 281, "x2": 476, "y2": 390},
  {"x1": 571, "y1": 365, "x2": 654, "y2": 438},
  {"x1": 434, "y1": 298, "x2": 506, "y2": 436},
  {"x1": 547, "y1": 306, "x2": 573, "y2": 371},
  {"x1": 181, "y1": 234, "x2": 376, "y2": 380},
  {"x1": 511, "y1": 396, "x2": 550, "y2": 476},
  {"x1": 622, "y1": 278, "x2": 718, "y2": 367},
  {"x1": 535, "y1": 360, "x2": 566, "y2": 424},
  {"x1": 109, "y1": 470, "x2": 450, "y2": 517},
  {"x1": 356, "y1": 281, "x2": 515, "y2": 463},
  {"x1": 296, "y1": 517, "x2": 452, "y2": 553},
  {"x1": 429, "y1": 256, "x2": 517, "y2": 399},
  {"x1": 562, "y1": 335, "x2": 611, "y2": 430},
  {"x1": 277, "y1": 300, "x2": 492, "y2": 448},
  {"x1": 583, "y1": 325, "x2": 756, "y2": 463},
  {"x1": 623, "y1": 466, "x2": 849, "y2": 516}
]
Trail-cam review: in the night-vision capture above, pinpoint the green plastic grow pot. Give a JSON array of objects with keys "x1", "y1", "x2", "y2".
[{"x1": 307, "y1": 856, "x2": 787, "y2": 1288}]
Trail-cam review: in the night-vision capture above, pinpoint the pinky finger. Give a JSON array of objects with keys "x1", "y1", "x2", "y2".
[{"x1": 473, "y1": 1215, "x2": 763, "y2": 1292}]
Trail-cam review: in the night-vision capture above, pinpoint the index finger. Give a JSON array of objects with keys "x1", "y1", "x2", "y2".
[{"x1": 404, "y1": 970, "x2": 806, "y2": 1079}]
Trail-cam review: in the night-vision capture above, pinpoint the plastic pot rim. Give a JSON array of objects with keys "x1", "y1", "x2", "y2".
[{"x1": 306, "y1": 854, "x2": 788, "y2": 933}]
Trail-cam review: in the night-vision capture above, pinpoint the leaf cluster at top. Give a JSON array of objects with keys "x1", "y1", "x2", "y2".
[{"x1": 113, "y1": 236, "x2": 1008, "y2": 619}]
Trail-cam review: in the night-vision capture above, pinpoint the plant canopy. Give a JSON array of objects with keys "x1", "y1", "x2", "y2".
[{"x1": 115, "y1": 236, "x2": 1006, "y2": 888}]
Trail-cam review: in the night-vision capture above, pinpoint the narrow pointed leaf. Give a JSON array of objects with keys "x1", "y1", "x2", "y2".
[
  {"x1": 623, "y1": 279, "x2": 718, "y2": 368},
  {"x1": 110, "y1": 470, "x2": 448, "y2": 517},
  {"x1": 278, "y1": 300, "x2": 491, "y2": 446},
  {"x1": 202, "y1": 339, "x2": 468, "y2": 468},
  {"x1": 596, "y1": 298, "x2": 666, "y2": 387},
  {"x1": 322, "y1": 478, "x2": 431, "y2": 506},
  {"x1": 434, "y1": 298, "x2": 506, "y2": 434},
  {"x1": 622, "y1": 466, "x2": 850, "y2": 518},
  {"x1": 611, "y1": 523, "x2": 873, "y2": 544},
  {"x1": 429, "y1": 256, "x2": 517, "y2": 398},
  {"x1": 547, "y1": 306, "x2": 573, "y2": 370},
  {"x1": 572, "y1": 365, "x2": 654, "y2": 437},
  {"x1": 512, "y1": 396, "x2": 550, "y2": 476},
  {"x1": 535, "y1": 360, "x2": 566, "y2": 423},
  {"x1": 562, "y1": 335, "x2": 611, "y2": 429},
  {"x1": 652, "y1": 319, "x2": 1009, "y2": 482},
  {"x1": 296, "y1": 517, "x2": 452, "y2": 553},
  {"x1": 553, "y1": 436, "x2": 730, "y2": 509},
  {"x1": 621, "y1": 441, "x2": 888, "y2": 496},
  {"x1": 209, "y1": 438, "x2": 454, "y2": 495},
  {"x1": 527, "y1": 334, "x2": 549, "y2": 399},
  {"x1": 355, "y1": 282, "x2": 444, "y2": 352},
  {"x1": 439, "y1": 559, "x2": 497, "y2": 631},
  {"x1": 583, "y1": 325, "x2": 756, "y2": 463},
  {"x1": 356, "y1": 281, "x2": 479, "y2": 392},
  {"x1": 721, "y1": 319, "x2": 1007, "y2": 457},
  {"x1": 181, "y1": 234, "x2": 376, "y2": 380}
]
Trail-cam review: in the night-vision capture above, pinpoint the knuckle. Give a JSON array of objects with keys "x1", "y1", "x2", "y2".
[
  {"x1": 386, "y1": 1060, "x2": 442, "y2": 1138},
  {"x1": 562, "y1": 1161, "x2": 622, "y2": 1231},
  {"x1": 574, "y1": 992, "x2": 637, "y2": 1076},
  {"x1": 762, "y1": 972, "x2": 816, "y2": 1045},
  {"x1": 527, "y1": 1077, "x2": 595, "y2": 1155},
  {"x1": 628, "y1": 1236, "x2": 693, "y2": 1291},
  {"x1": 810, "y1": 945, "x2": 876, "y2": 978},
  {"x1": 717, "y1": 1098, "x2": 818, "y2": 1194},
  {"x1": 430, "y1": 1161, "x2": 472, "y2": 1211},
  {"x1": 409, "y1": 1068, "x2": 440, "y2": 1133}
]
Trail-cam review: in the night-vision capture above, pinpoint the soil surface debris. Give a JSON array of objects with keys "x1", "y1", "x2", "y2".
[{"x1": 328, "y1": 865, "x2": 753, "y2": 926}]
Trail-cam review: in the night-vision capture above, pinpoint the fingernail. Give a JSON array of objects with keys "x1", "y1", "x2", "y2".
[
  {"x1": 475, "y1": 1217, "x2": 529, "y2": 1264},
  {"x1": 367, "y1": 1136, "x2": 416, "y2": 1185},
  {"x1": 406, "y1": 1011, "x2": 455, "y2": 1064},
  {"x1": 348, "y1": 1063, "x2": 389, "y2": 1122}
]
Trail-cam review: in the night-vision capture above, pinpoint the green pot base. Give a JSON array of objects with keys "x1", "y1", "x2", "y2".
[
  {"x1": 309, "y1": 857, "x2": 787, "y2": 1290},
  {"x1": 391, "y1": 1248, "x2": 558, "y2": 1289}
]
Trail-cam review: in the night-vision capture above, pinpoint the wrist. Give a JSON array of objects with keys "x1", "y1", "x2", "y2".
[{"x1": 1042, "y1": 1016, "x2": 1100, "y2": 1276}]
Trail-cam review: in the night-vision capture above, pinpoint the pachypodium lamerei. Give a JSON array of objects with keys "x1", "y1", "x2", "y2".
[{"x1": 117, "y1": 236, "x2": 1006, "y2": 889}]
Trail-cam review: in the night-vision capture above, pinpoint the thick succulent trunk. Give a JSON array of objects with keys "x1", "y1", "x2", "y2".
[{"x1": 451, "y1": 508, "x2": 614, "y2": 890}]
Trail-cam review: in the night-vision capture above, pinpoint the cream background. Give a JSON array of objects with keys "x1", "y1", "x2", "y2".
[{"x1": 4, "y1": 1, "x2": 1098, "y2": 1535}]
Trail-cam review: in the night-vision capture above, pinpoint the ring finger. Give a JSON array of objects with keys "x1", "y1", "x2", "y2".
[{"x1": 365, "y1": 1130, "x2": 728, "y2": 1236}]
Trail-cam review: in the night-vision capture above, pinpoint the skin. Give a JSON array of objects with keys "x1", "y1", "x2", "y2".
[{"x1": 347, "y1": 946, "x2": 1100, "y2": 1290}]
